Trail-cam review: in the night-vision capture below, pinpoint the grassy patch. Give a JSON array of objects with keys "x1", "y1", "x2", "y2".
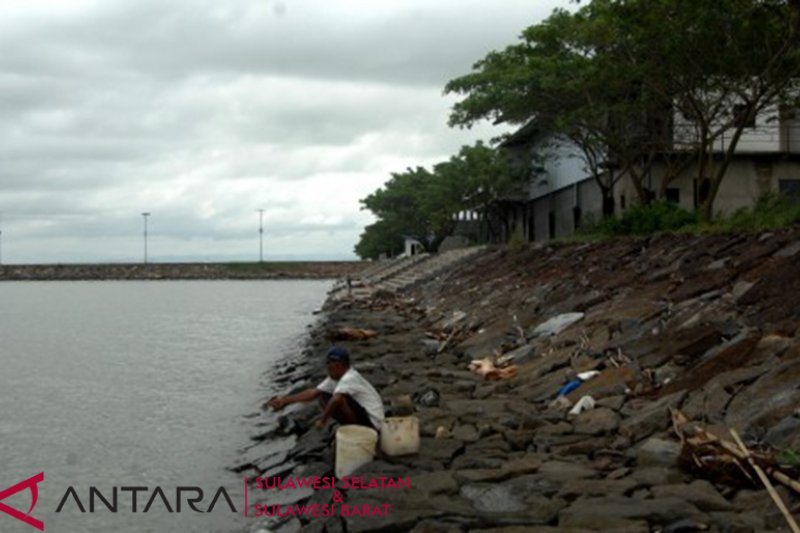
[
  {"x1": 577, "y1": 200, "x2": 697, "y2": 238},
  {"x1": 573, "y1": 193, "x2": 800, "y2": 241}
]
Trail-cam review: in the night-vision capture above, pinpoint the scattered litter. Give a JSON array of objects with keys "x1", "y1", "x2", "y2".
[
  {"x1": 557, "y1": 378, "x2": 583, "y2": 396},
  {"x1": 577, "y1": 370, "x2": 601, "y2": 381},
  {"x1": 730, "y1": 428, "x2": 800, "y2": 533},
  {"x1": 671, "y1": 409, "x2": 800, "y2": 498},
  {"x1": 413, "y1": 387, "x2": 441, "y2": 408},
  {"x1": 468, "y1": 357, "x2": 518, "y2": 381},
  {"x1": 531, "y1": 312, "x2": 585, "y2": 338},
  {"x1": 568, "y1": 395, "x2": 596, "y2": 416},
  {"x1": 434, "y1": 426, "x2": 451, "y2": 439},
  {"x1": 328, "y1": 327, "x2": 378, "y2": 341}
]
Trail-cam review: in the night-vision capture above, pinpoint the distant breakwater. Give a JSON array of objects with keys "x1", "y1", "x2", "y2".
[{"x1": 0, "y1": 261, "x2": 366, "y2": 281}]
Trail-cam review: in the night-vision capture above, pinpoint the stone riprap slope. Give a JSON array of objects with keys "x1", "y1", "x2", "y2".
[{"x1": 241, "y1": 228, "x2": 800, "y2": 532}]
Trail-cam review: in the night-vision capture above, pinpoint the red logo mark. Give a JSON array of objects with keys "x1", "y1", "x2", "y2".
[{"x1": 0, "y1": 472, "x2": 45, "y2": 530}]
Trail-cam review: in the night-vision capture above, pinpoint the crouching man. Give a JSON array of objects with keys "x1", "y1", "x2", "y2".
[{"x1": 268, "y1": 346, "x2": 384, "y2": 431}]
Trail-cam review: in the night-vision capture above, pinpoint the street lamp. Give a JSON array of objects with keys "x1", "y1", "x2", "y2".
[
  {"x1": 141, "y1": 212, "x2": 150, "y2": 264},
  {"x1": 257, "y1": 208, "x2": 264, "y2": 263}
]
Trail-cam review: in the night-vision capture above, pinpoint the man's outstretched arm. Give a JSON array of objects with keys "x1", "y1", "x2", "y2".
[{"x1": 268, "y1": 388, "x2": 322, "y2": 410}]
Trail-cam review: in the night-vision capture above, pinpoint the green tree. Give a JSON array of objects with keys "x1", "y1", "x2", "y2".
[
  {"x1": 446, "y1": 0, "x2": 800, "y2": 221},
  {"x1": 354, "y1": 142, "x2": 527, "y2": 259},
  {"x1": 618, "y1": 0, "x2": 800, "y2": 220}
]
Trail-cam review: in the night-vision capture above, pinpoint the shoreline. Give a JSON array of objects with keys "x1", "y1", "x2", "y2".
[{"x1": 239, "y1": 228, "x2": 800, "y2": 532}]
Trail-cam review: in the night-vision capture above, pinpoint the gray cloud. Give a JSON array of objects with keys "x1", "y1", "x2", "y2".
[{"x1": 0, "y1": 0, "x2": 569, "y2": 263}]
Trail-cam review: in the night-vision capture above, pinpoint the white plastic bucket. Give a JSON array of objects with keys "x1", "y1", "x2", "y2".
[
  {"x1": 380, "y1": 416, "x2": 420, "y2": 456},
  {"x1": 335, "y1": 425, "x2": 378, "y2": 478}
]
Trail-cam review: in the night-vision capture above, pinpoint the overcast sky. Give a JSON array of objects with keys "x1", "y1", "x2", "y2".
[{"x1": 0, "y1": 0, "x2": 568, "y2": 263}]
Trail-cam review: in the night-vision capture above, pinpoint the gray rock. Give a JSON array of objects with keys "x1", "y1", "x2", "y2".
[
  {"x1": 410, "y1": 519, "x2": 471, "y2": 533},
  {"x1": 707, "y1": 511, "x2": 765, "y2": 532},
  {"x1": 452, "y1": 424, "x2": 480, "y2": 443},
  {"x1": 451, "y1": 455, "x2": 506, "y2": 470},
  {"x1": 413, "y1": 388, "x2": 441, "y2": 407},
  {"x1": 732, "y1": 280, "x2": 756, "y2": 302},
  {"x1": 726, "y1": 358, "x2": 800, "y2": 435},
  {"x1": 460, "y1": 477, "x2": 567, "y2": 525},
  {"x1": 651, "y1": 480, "x2": 731, "y2": 512},
  {"x1": 620, "y1": 391, "x2": 687, "y2": 442},
  {"x1": 537, "y1": 460, "x2": 599, "y2": 483},
  {"x1": 637, "y1": 437, "x2": 683, "y2": 467},
  {"x1": 472, "y1": 383, "x2": 497, "y2": 400},
  {"x1": 504, "y1": 344, "x2": 536, "y2": 364},
  {"x1": 596, "y1": 395, "x2": 626, "y2": 411},
  {"x1": 705, "y1": 257, "x2": 730, "y2": 270},
  {"x1": 557, "y1": 478, "x2": 638, "y2": 501},
  {"x1": 420, "y1": 338, "x2": 440, "y2": 357},
  {"x1": 630, "y1": 466, "x2": 684, "y2": 487},
  {"x1": 774, "y1": 240, "x2": 800, "y2": 258},
  {"x1": 531, "y1": 313, "x2": 585, "y2": 338},
  {"x1": 503, "y1": 429, "x2": 535, "y2": 451},
  {"x1": 550, "y1": 435, "x2": 614, "y2": 457},
  {"x1": 460, "y1": 484, "x2": 527, "y2": 513},
  {"x1": 558, "y1": 496, "x2": 706, "y2": 527},
  {"x1": 572, "y1": 407, "x2": 620, "y2": 435},
  {"x1": 764, "y1": 415, "x2": 800, "y2": 449},
  {"x1": 388, "y1": 437, "x2": 464, "y2": 465}
]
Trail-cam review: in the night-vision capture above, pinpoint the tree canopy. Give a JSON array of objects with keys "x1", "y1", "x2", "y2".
[
  {"x1": 354, "y1": 142, "x2": 527, "y2": 259},
  {"x1": 446, "y1": 0, "x2": 800, "y2": 220}
]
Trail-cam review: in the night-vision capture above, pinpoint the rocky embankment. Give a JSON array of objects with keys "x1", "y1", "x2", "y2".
[
  {"x1": 0, "y1": 261, "x2": 364, "y2": 281},
  {"x1": 239, "y1": 227, "x2": 800, "y2": 532}
]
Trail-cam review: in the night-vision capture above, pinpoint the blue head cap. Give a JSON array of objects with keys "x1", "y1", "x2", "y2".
[{"x1": 326, "y1": 346, "x2": 350, "y2": 364}]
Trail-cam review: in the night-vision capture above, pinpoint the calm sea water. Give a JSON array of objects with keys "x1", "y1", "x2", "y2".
[{"x1": 0, "y1": 280, "x2": 331, "y2": 533}]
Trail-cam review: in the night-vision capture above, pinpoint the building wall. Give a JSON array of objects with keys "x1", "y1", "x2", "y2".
[
  {"x1": 673, "y1": 103, "x2": 785, "y2": 153},
  {"x1": 783, "y1": 114, "x2": 800, "y2": 152},
  {"x1": 532, "y1": 196, "x2": 550, "y2": 241},
  {"x1": 528, "y1": 135, "x2": 594, "y2": 200},
  {"x1": 577, "y1": 179, "x2": 604, "y2": 225},
  {"x1": 552, "y1": 186, "x2": 577, "y2": 239},
  {"x1": 614, "y1": 157, "x2": 800, "y2": 215}
]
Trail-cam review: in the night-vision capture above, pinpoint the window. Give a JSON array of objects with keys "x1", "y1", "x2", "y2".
[
  {"x1": 733, "y1": 104, "x2": 756, "y2": 129},
  {"x1": 620, "y1": 194, "x2": 626, "y2": 210},
  {"x1": 779, "y1": 179, "x2": 800, "y2": 202},
  {"x1": 665, "y1": 188, "x2": 680, "y2": 204}
]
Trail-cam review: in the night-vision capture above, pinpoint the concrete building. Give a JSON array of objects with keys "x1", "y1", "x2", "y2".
[
  {"x1": 615, "y1": 105, "x2": 800, "y2": 215},
  {"x1": 484, "y1": 105, "x2": 800, "y2": 243}
]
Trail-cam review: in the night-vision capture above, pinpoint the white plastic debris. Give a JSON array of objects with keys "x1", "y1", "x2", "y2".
[
  {"x1": 577, "y1": 370, "x2": 601, "y2": 381},
  {"x1": 568, "y1": 395, "x2": 596, "y2": 416}
]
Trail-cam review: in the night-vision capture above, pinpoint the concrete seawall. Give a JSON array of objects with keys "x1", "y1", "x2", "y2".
[{"x1": 0, "y1": 261, "x2": 367, "y2": 281}]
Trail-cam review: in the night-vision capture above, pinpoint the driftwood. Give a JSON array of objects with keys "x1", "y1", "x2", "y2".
[
  {"x1": 328, "y1": 327, "x2": 378, "y2": 341},
  {"x1": 671, "y1": 408, "x2": 800, "y2": 499},
  {"x1": 730, "y1": 428, "x2": 800, "y2": 533}
]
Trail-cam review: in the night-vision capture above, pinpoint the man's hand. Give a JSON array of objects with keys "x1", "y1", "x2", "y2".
[
  {"x1": 315, "y1": 417, "x2": 328, "y2": 429},
  {"x1": 268, "y1": 397, "x2": 287, "y2": 411}
]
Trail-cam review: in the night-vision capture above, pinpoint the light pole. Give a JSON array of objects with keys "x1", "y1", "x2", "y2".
[
  {"x1": 141, "y1": 212, "x2": 150, "y2": 264},
  {"x1": 257, "y1": 208, "x2": 264, "y2": 263}
]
